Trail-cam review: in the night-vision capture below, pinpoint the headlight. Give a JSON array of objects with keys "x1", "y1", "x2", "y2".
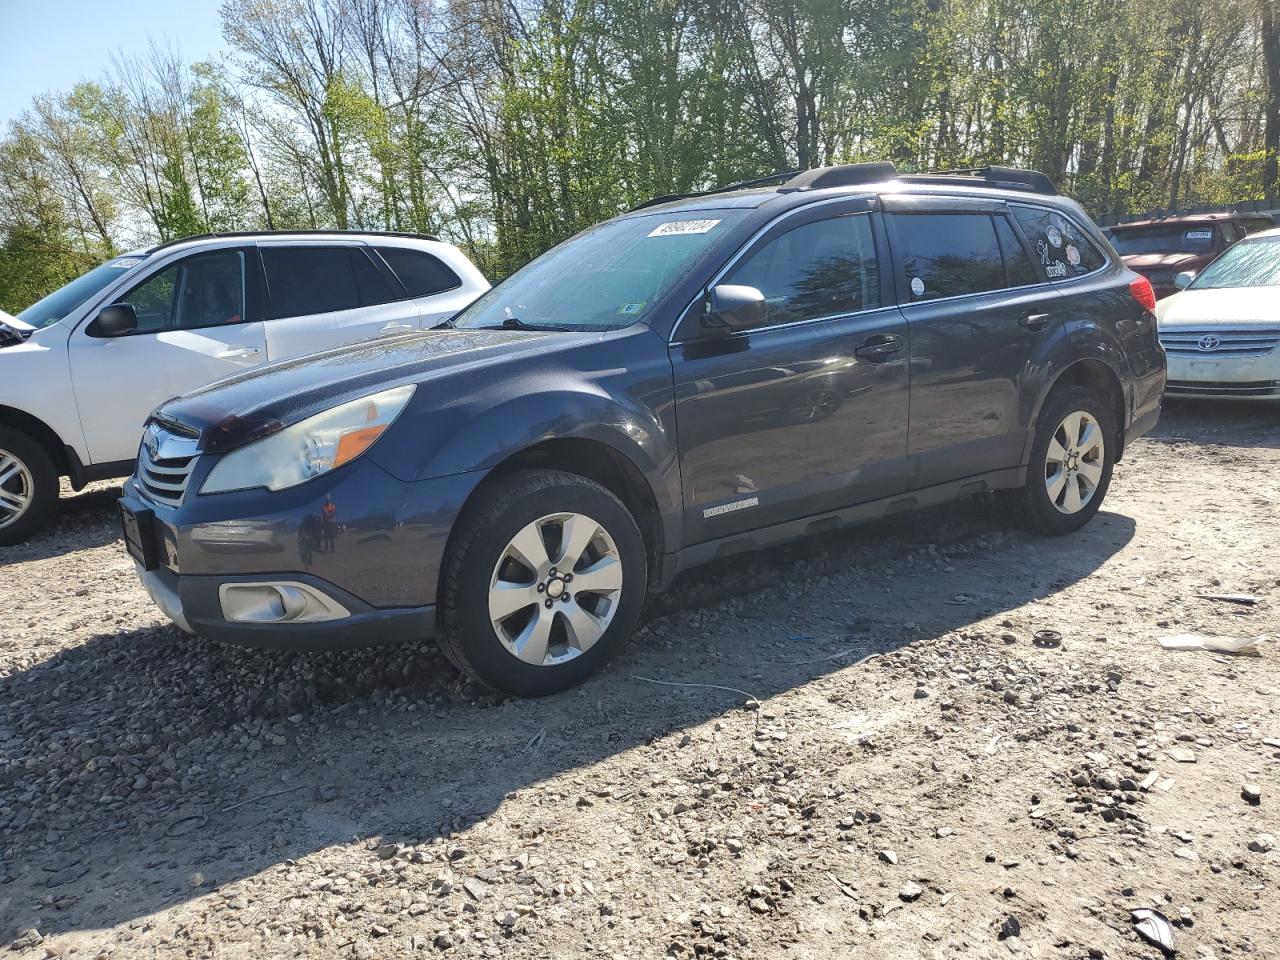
[{"x1": 200, "y1": 384, "x2": 415, "y2": 494}]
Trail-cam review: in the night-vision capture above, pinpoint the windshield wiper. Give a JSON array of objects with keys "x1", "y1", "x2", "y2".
[{"x1": 465, "y1": 315, "x2": 542, "y2": 331}]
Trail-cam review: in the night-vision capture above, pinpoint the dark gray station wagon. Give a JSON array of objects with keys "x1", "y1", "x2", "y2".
[{"x1": 120, "y1": 163, "x2": 1166, "y2": 696}]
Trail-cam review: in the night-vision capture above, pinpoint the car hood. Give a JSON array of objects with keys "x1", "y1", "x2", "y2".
[
  {"x1": 155, "y1": 328, "x2": 570, "y2": 453},
  {"x1": 1121, "y1": 252, "x2": 1203, "y2": 271},
  {"x1": 0, "y1": 308, "x2": 34, "y2": 347},
  {"x1": 1156, "y1": 288, "x2": 1279, "y2": 327}
]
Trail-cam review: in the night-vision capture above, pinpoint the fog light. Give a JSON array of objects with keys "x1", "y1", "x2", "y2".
[{"x1": 219, "y1": 582, "x2": 350, "y2": 623}]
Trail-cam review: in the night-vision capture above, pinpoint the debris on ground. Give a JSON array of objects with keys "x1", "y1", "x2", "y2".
[
  {"x1": 1157, "y1": 633, "x2": 1264, "y2": 653},
  {"x1": 1132, "y1": 908, "x2": 1177, "y2": 954},
  {"x1": 1195, "y1": 592, "x2": 1258, "y2": 606}
]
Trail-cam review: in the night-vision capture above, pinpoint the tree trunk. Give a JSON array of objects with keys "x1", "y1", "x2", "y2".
[{"x1": 1262, "y1": 0, "x2": 1280, "y2": 199}]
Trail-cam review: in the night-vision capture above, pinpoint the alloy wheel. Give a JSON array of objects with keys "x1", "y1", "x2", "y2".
[
  {"x1": 0, "y1": 449, "x2": 34, "y2": 530},
  {"x1": 488, "y1": 512, "x2": 624, "y2": 667},
  {"x1": 1044, "y1": 411, "x2": 1105, "y2": 514}
]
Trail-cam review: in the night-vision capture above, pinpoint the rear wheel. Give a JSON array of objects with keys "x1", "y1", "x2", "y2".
[
  {"x1": 438, "y1": 470, "x2": 647, "y2": 696},
  {"x1": 1009, "y1": 386, "x2": 1116, "y2": 535},
  {"x1": 0, "y1": 426, "x2": 59, "y2": 547}
]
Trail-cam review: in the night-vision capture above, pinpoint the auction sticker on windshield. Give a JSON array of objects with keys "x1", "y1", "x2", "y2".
[{"x1": 648, "y1": 219, "x2": 721, "y2": 237}]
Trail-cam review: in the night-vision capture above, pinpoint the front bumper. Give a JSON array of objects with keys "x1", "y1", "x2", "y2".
[
  {"x1": 134, "y1": 562, "x2": 435, "y2": 650},
  {"x1": 122, "y1": 455, "x2": 484, "y2": 651},
  {"x1": 1164, "y1": 352, "x2": 1280, "y2": 400}
]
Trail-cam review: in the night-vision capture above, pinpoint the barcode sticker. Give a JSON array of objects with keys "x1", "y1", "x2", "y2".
[{"x1": 648, "y1": 219, "x2": 721, "y2": 237}]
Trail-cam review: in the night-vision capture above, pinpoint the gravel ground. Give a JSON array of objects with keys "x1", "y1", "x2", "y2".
[{"x1": 1, "y1": 400, "x2": 1277, "y2": 960}]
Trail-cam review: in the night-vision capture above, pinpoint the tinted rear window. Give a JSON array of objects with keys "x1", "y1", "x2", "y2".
[
  {"x1": 1012, "y1": 206, "x2": 1106, "y2": 278},
  {"x1": 376, "y1": 247, "x2": 461, "y2": 298},
  {"x1": 895, "y1": 213, "x2": 1006, "y2": 300},
  {"x1": 261, "y1": 247, "x2": 397, "y2": 317},
  {"x1": 1100, "y1": 223, "x2": 1203, "y2": 258}
]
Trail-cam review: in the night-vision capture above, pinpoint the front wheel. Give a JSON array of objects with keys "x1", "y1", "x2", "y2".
[
  {"x1": 1009, "y1": 386, "x2": 1116, "y2": 535},
  {"x1": 0, "y1": 427, "x2": 59, "y2": 547},
  {"x1": 438, "y1": 470, "x2": 648, "y2": 696}
]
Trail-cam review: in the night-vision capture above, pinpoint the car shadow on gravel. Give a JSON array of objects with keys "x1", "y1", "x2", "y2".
[
  {"x1": 0, "y1": 483, "x2": 123, "y2": 568},
  {"x1": 0, "y1": 495, "x2": 1137, "y2": 939}
]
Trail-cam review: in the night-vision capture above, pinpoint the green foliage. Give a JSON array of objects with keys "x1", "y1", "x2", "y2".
[{"x1": 1, "y1": 0, "x2": 1276, "y2": 310}]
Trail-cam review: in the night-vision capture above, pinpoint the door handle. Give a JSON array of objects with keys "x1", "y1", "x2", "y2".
[
  {"x1": 854, "y1": 334, "x2": 903, "y2": 362},
  {"x1": 1020, "y1": 312, "x2": 1051, "y2": 332},
  {"x1": 216, "y1": 346, "x2": 261, "y2": 360},
  {"x1": 380, "y1": 321, "x2": 415, "y2": 334}
]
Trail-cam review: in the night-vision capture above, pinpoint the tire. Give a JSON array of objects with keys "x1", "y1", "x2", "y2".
[
  {"x1": 0, "y1": 426, "x2": 60, "y2": 547},
  {"x1": 1008, "y1": 385, "x2": 1116, "y2": 536},
  {"x1": 438, "y1": 470, "x2": 648, "y2": 696}
]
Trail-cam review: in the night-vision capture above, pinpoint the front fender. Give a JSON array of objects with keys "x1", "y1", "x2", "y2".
[
  {"x1": 368, "y1": 328, "x2": 681, "y2": 518},
  {"x1": 0, "y1": 322, "x2": 86, "y2": 463}
]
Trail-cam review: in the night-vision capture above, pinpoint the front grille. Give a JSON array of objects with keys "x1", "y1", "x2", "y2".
[
  {"x1": 136, "y1": 425, "x2": 201, "y2": 505},
  {"x1": 1159, "y1": 327, "x2": 1280, "y2": 357},
  {"x1": 1167, "y1": 379, "x2": 1280, "y2": 397}
]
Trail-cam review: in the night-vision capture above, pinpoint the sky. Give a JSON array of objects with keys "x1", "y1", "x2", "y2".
[{"x1": 0, "y1": 0, "x2": 229, "y2": 127}]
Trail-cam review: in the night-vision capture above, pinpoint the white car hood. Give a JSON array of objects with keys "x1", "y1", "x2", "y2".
[
  {"x1": 0, "y1": 308, "x2": 35, "y2": 332},
  {"x1": 1156, "y1": 288, "x2": 1278, "y2": 328}
]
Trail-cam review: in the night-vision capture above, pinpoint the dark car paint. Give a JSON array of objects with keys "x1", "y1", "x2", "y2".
[
  {"x1": 1120, "y1": 250, "x2": 1215, "y2": 300},
  {"x1": 147, "y1": 454, "x2": 481, "y2": 608},
  {"x1": 129, "y1": 178, "x2": 1165, "y2": 643}
]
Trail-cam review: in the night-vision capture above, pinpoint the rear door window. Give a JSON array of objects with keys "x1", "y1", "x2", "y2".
[
  {"x1": 1011, "y1": 206, "x2": 1106, "y2": 279},
  {"x1": 894, "y1": 212, "x2": 1007, "y2": 300},
  {"x1": 261, "y1": 246, "x2": 398, "y2": 318},
  {"x1": 994, "y1": 215, "x2": 1040, "y2": 287},
  {"x1": 375, "y1": 247, "x2": 461, "y2": 298}
]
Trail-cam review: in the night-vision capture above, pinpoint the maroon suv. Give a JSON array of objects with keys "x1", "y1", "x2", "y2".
[{"x1": 1105, "y1": 212, "x2": 1274, "y2": 299}]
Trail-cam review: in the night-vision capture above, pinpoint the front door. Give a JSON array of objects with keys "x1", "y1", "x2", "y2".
[
  {"x1": 68, "y1": 247, "x2": 268, "y2": 465},
  {"x1": 671, "y1": 200, "x2": 910, "y2": 544},
  {"x1": 884, "y1": 199, "x2": 1055, "y2": 487}
]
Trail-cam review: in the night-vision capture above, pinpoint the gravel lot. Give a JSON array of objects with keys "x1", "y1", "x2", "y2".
[{"x1": 1, "y1": 401, "x2": 1277, "y2": 959}]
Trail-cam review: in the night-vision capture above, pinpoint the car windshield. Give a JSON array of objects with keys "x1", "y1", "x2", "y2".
[
  {"x1": 1191, "y1": 236, "x2": 1280, "y2": 289},
  {"x1": 1108, "y1": 225, "x2": 1216, "y2": 256},
  {"x1": 452, "y1": 210, "x2": 748, "y2": 331},
  {"x1": 16, "y1": 256, "x2": 145, "y2": 329}
]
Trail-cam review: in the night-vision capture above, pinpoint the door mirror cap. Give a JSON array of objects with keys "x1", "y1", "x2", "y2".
[
  {"x1": 91, "y1": 303, "x2": 139, "y2": 338},
  {"x1": 705, "y1": 284, "x2": 766, "y2": 332},
  {"x1": 1173, "y1": 270, "x2": 1196, "y2": 291}
]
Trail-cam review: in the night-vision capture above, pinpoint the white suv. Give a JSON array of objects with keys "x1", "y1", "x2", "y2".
[{"x1": 0, "y1": 231, "x2": 488, "y2": 544}]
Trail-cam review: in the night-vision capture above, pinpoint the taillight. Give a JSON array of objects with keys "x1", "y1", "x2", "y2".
[{"x1": 1129, "y1": 275, "x2": 1156, "y2": 312}]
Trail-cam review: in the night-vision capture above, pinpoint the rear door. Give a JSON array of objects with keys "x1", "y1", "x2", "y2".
[
  {"x1": 259, "y1": 243, "x2": 421, "y2": 360},
  {"x1": 885, "y1": 197, "x2": 1057, "y2": 488},
  {"x1": 68, "y1": 246, "x2": 268, "y2": 464}
]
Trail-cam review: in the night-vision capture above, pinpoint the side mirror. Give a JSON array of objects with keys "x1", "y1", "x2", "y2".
[
  {"x1": 705, "y1": 284, "x2": 767, "y2": 332},
  {"x1": 92, "y1": 303, "x2": 138, "y2": 338},
  {"x1": 1173, "y1": 271, "x2": 1195, "y2": 291}
]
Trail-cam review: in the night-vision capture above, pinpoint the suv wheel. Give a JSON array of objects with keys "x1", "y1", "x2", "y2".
[
  {"x1": 1011, "y1": 386, "x2": 1116, "y2": 535},
  {"x1": 0, "y1": 426, "x2": 59, "y2": 546},
  {"x1": 439, "y1": 470, "x2": 647, "y2": 696}
]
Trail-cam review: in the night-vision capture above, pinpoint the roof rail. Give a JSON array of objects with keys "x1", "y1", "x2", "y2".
[
  {"x1": 629, "y1": 169, "x2": 803, "y2": 212},
  {"x1": 780, "y1": 162, "x2": 899, "y2": 191},
  {"x1": 146, "y1": 229, "x2": 442, "y2": 254},
  {"x1": 628, "y1": 161, "x2": 1058, "y2": 213},
  {"x1": 908, "y1": 166, "x2": 1058, "y2": 196}
]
